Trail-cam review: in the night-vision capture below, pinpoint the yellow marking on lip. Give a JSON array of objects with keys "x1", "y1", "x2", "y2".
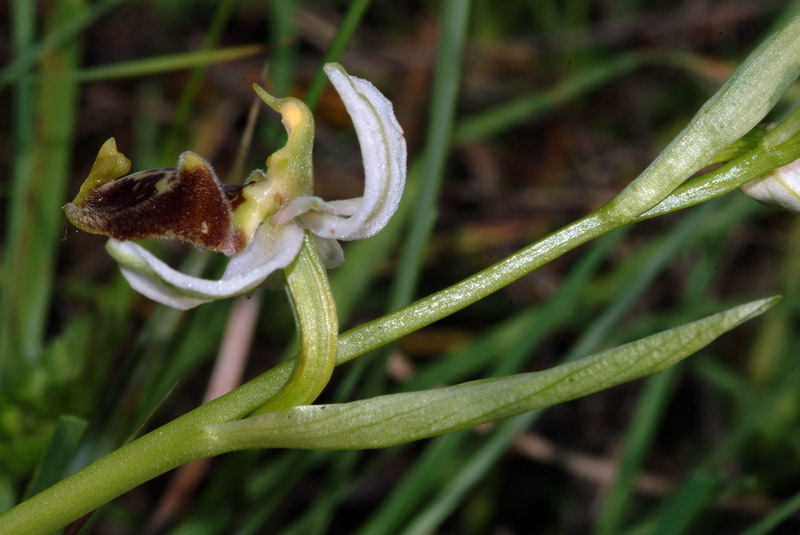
[{"x1": 155, "y1": 177, "x2": 176, "y2": 195}]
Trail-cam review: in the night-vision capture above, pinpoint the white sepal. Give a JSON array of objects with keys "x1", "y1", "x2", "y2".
[
  {"x1": 294, "y1": 63, "x2": 407, "y2": 241},
  {"x1": 741, "y1": 159, "x2": 800, "y2": 212},
  {"x1": 107, "y1": 223, "x2": 305, "y2": 309}
]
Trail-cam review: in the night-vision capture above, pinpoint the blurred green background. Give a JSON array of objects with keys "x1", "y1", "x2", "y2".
[{"x1": 3, "y1": 1, "x2": 800, "y2": 533}]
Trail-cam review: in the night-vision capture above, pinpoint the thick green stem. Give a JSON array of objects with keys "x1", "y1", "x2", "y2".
[
  {"x1": 4, "y1": 109, "x2": 800, "y2": 535},
  {"x1": 0, "y1": 236, "x2": 338, "y2": 534},
  {"x1": 0, "y1": 424, "x2": 218, "y2": 535},
  {"x1": 2, "y1": 133, "x2": 798, "y2": 533}
]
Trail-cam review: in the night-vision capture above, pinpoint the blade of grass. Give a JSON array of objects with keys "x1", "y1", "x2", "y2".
[
  {"x1": 23, "y1": 416, "x2": 87, "y2": 500},
  {"x1": 650, "y1": 471, "x2": 721, "y2": 535},
  {"x1": 398, "y1": 413, "x2": 533, "y2": 535},
  {"x1": 594, "y1": 369, "x2": 677, "y2": 535},
  {"x1": 358, "y1": 432, "x2": 468, "y2": 534},
  {"x1": 740, "y1": 489, "x2": 800, "y2": 535},
  {"x1": 38, "y1": 44, "x2": 265, "y2": 82},
  {"x1": 389, "y1": 0, "x2": 471, "y2": 309},
  {"x1": 354, "y1": 0, "x2": 472, "y2": 407},
  {"x1": 1, "y1": 0, "x2": 85, "y2": 376},
  {"x1": 161, "y1": 0, "x2": 239, "y2": 163},
  {"x1": 633, "y1": 367, "x2": 800, "y2": 534},
  {"x1": 0, "y1": 0, "x2": 122, "y2": 91},
  {"x1": 2, "y1": 0, "x2": 37, "y2": 386},
  {"x1": 303, "y1": 0, "x2": 372, "y2": 111},
  {"x1": 452, "y1": 50, "x2": 652, "y2": 145}
]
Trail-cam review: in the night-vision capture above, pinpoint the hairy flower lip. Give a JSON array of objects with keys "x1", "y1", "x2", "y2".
[{"x1": 98, "y1": 63, "x2": 407, "y2": 310}]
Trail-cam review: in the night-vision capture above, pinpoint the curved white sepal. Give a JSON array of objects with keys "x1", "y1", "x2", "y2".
[
  {"x1": 297, "y1": 63, "x2": 407, "y2": 241},
  {"x1": 741, "y1": 159, "x2": 800, "y2": 212},
  {"x1": 107, "y1": 222, "x2": 305, "y2": 309},
  {"x1": 274, "y1": 196, "x2": 335, "y2": 225},
  {"x1": 120, "y1": 266, "x2": 211, "y2": 310},
  {"x1": 312, "y1": 236, "x2": 345, "y2": 269}
]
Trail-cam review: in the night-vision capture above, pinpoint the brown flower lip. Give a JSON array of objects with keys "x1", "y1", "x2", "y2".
[{"x1": 64, "y1": 155, "x2": 247, "y2": 256}]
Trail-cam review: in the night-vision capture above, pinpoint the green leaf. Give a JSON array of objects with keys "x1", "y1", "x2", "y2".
[{"x1": 208, "y1": 296, "x2": 779, "y2": 451}]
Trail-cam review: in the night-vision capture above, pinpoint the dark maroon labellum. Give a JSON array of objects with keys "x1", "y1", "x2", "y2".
[{"x1": 64, "y1": 152, "x2": 247, "y2": 256}]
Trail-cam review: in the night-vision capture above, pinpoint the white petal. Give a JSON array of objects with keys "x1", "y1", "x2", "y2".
[
  {"x1": 107, "y1": 223, "x2": 305, "y2": 309},
  {"x1": 741, "y1": 159, "x2": 800, "y2": 212},
  {"x1": 120, "y1": 266, "x2": 210, "y2": 310},
  {"x1": 312, "y1": 236, "x2": 345, "y2": 269},
  {"x1": 298, "y1": 63, "x2": 406, "y2": 241},
  {"x1": 273, "y1": 196, "x2": 335, "y2": 225}
]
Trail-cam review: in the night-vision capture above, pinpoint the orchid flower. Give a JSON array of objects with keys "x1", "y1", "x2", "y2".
[{"x1": 64, "y1": 63, "x2": 407, "y2": 310}]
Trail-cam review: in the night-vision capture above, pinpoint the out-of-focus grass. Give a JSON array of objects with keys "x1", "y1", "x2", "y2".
[{"x1": 3, "y1": 1, "x2": 800, "y2": 534}]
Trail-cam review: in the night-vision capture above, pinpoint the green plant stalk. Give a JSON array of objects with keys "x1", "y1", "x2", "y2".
[
  {"x1": 251, "y1": 233, "x2": 338, "y2": 415},
  {"x1": 2, "y1": 129, "x2": 797, "y2": 535},
  {"x1": 337, "y1": 133, "x2": 800, "y2": 363},
  {"x1": 6, "y1": 18, "x2": 800, "y2": 526},
  {"x1": 0, "y1": 236, "x2": 337, "y2": 534}
]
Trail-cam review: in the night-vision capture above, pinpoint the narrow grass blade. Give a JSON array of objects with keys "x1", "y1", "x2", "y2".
[
  {"x1": 161, "y1": 0, "x2": 239, "y2": 163},
  {"x1": 650, "y1": 471, "x2": 720, "y2": 535},
  {"x1": 452, "y1": 51, "x2": 650, "y2": 145},
  {"x1": 40, "y1": 44, "x2": 264, "y2": 82},
  {"x1": 389, "y1": 0, "x2": 471, "y2": 309},
  {"x1": 303, "y1": 0, "x2": 372, "y2": 110},
  {"x1": 0, "y1": 0, "x2": 122, "y2": 91},
  {"x1": 594, "y1": 369, "x2": 677, "y2": 535},
  {"x1": 397, "y1": 414, "x2": 533, "y2": 535},
  {"x1": 740, "y1": 489, "x2": 800, "y2": 535},
  {"x1": 23, "y1": 416, "x2": 87, "y2": 500},
  {"x1": 1, "y1": 0, "x2": 84, "y2": 372}
]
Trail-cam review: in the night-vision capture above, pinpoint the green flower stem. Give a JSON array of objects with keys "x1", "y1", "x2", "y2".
[
  {"x1": 3, "y1": 133, "x2": 799, "y2": 535},
  {"x1": 251, "y1": 233, "x2": 338, "y2": 415},
  {"x1": 6, "y1": 22, "x2": 800, "y2": 527},
  {"x1": 0, "y1": 236, "x2": 337, "y2": 534},
  {"x1": 0, "y1": 421, "x2": 213, "y2": 534},
  {"x1": 760, "y1": 104, "x2": 800, "y2": 148},
  {"x1": 334, "y1": 134, "x2": 800, "y2": 365}
]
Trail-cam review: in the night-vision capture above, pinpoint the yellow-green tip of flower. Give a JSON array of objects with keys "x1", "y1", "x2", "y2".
[{"x1": 71, "y1": 138, "x2": 131, "y2": 206}]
